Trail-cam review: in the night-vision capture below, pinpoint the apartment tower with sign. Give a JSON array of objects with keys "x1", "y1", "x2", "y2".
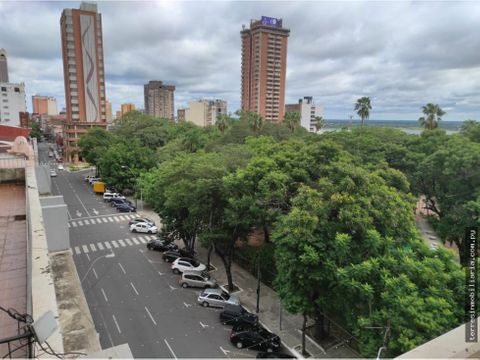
[
  {"x1": 60, "y1": 2, "x2": 107, "y2": 162},
  {"x1": 241, "y1": 16, "x2": 290, "y2": 123}
]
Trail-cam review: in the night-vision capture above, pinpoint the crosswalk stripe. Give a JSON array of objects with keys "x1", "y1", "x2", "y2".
[
  {"x1": 128, "y1": 214, "x2": 136, "y2": 219},
  {"x1": 138, "y1": 236, "x2": 148, "y2": 243},
  {"x1": 95, "y1": 218, "x2": 101, "y2": 223},
  {"x1": 68, "y1": 223, "x2": 71, "y2": 228},
  {"x1": 90, "y1": 243, "x2": 96, "y2": 252},
  {"x1": 125, "y1": 238, "x2": 133, "y2": 246},
  {"x1": 97, "y1": 242, "x2": 104, "y2": 250},
  {"x1": 72, "y1": 221, "x2": 77, "y2": 227},
  {"x1": 82, "y1": 245, "x2": 89, "y2": 253},
  {"x1": 104, "y1": 242, "x2": 112, "y2": 249},
  {"x1": 74, "y1": 246, "x2": 81, "y2": 255},
  {"x1": 118, "y1": 215, "x2": 126, "y2": 221},
  {"x1": 108, "y1": 217, "x2": 114, "y2": 222},
  {"x1": 131, "y1": 238, "x2": 140, "y2": 245},
  {"x1": 84, "y1": 219, "x2": 90, "y2": 225},
  {"x1": 114, "y1": 217, "x2": 120, "y2": 222},
  {"x1": 102, "y1": 218, "x2": 108, "y2": 223},
  {"x1": 118, "y1": 239, "x2": 127, "y2": 247},
  {"x1": 148, "y1": 235, "x2": 156, "y2": 240},
  {"x1": 78, "y1": 220, "x2": 84, "y2": 226},
  {"x1": 111, "y1": 240, "x2": 119, "y2": 248}
]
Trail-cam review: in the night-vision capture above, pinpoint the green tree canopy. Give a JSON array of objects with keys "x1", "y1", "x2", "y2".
[
  {"x1": 78, "y1": 127, "x2": 115, "y2": 165},
  {"x1": 418, "y1": 103, "x2": 445, "y2": 130},
  {"x1": 354, "y1": 97, "x2": 372, "y2": 126}
]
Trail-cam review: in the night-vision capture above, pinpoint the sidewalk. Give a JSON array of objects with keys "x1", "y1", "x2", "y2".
[{"x1": 134, "y1": 200, "x2": 360, "y2": 358}]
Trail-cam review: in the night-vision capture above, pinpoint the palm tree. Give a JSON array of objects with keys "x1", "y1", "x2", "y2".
[
  {"x1": 247, "y1": 111, "x2": 264, "y2": 134},
  {"x1": 354, "y1": 97, "x2": 372, "y2": 126},
  {"x1": 284, "y1": 111, "x2": 301, "y2": 133},
  {"x1": 314, "y1": 116, "x2": 325, "y2": 133},
  {"x1": 215, "y1": 113, "x2": 228, "y2": 135},
  {"x1": 418, "y1": 103, "x2": 446, "y2": 130}
]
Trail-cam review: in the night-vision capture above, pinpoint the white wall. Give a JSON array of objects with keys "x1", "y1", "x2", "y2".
[{"x1": 0, "y1": 83, "x2": 27, "y2": 127}]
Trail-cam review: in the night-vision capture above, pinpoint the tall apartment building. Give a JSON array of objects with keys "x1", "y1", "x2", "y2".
[
  {"x1": 32, "y1": 95, "x2": 58, "y2": 115},
  {"x1": 60, "y1": 2, "x2": 107, "y2": 162},
  {"x1": 177, "y1": 108, "x2": 186, "y2": 122},
  {"x1": 0, "y1": 49, "x2": 8, "y2": 83},
  {"x1": 105, "y1": 100, "x2": 112, "y2": 122},
  {"x1": 285, "y1": 96, "x2": 323, "y2": 132},
  {"x1": 241, "y1": 16, "x2": 289, "y2": 123},
  {"x1": 184, "y1": 99, "x2": 227, "y2": 127},
  {"x1": 0, "y1": 83, "x2": 27, "y2": 127},
  {"x1": 120, "y1": 103, "x2": 136, "y2": 116},
  {"x1": 144, "y1": 81, "x2": 175, "y2": 120}
]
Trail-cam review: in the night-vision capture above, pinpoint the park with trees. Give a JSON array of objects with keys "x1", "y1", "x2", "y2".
[{"x1": 78, "y1": 106, "x2": 479, "y2": 357}]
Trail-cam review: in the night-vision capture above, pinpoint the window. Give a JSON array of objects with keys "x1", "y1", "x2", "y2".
[
  {"x1": 1, "y1": 87, "x2": 6, "y2": 92},
  {"x1": 14, "y1": 87, "x2": 20, "y2": 93}
]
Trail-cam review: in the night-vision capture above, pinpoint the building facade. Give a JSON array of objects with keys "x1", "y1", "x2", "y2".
[
  {"x1": 241, "y1": 16, "x2": 289, "y2": 123},
  {"x1": 184, "y1": 99, "x2": 227, "y2": 127},
  {"x1": 120, "y1": 103, "x2": 136, "y2": 116},
  {"x1": 105, "y1": 100, "x2": 112, "y2": 122},
  {"x1": 0, "y1": 83, "x2": 27, "y2": 127},
  {"x1": 285, "y1": 96, "x2": 323, "y2": 132},
  {"x1": 60, "y1": 2, "x2": 107, "y2": 162},
  {"x1": 32, "y1": 95, "x2": 58, "y2": 115},
  {"x1": 177, "y1": 108, "x2": 185, "y2": 122},
  {"x1": 144, "y1": 81, "x2": 175, "y2": 120},
  {"x1": 0, "y1": 49, "x2": 8, "y2": 83}
]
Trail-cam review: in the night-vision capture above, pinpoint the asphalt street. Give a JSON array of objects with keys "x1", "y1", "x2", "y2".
[{"x1": 40, "y1": 144, "x2": 256, "y2": 358}]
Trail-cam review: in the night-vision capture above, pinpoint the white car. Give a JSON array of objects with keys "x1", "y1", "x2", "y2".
[
  {"x1": 50, "y1": 170, "x2": 57, "y2": 177},
  {"x1": 103, "y1": 192, "x2": 125, "y2": 202},
  {"x1": 171, "y1": 257, "x2": 206, "y2": 274},
  {"x1": 130, "y1": 223, "x2": 158, "y2": 234},
  {"x1": 57, "y1": 164, "x2": 64, "y2": 170}
]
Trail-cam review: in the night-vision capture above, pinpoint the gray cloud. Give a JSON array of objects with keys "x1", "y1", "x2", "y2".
[{"x1": 0, "y1": 0, "x2": 479, "y2": 121}]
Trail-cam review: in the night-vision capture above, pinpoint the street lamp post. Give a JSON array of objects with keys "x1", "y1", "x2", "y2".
[{"x1": 81, "y1": 251, "x2": 115, "y2": 283}]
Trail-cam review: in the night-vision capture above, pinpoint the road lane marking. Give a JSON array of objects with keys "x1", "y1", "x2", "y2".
[
  {"x1": 112, "y1": 314, "x2": 121, "y2": 334},
  {"x1": 118, "y1": 263, "x2": 126, "y2": 274},
  {"x1": 200, "y1": 321, "x2": 209, "y2": 328},
  {"x1": 130, "y1": 282, "x2": 139, "y2": 295},
  {"x1": 114, "y1": 217, "x2": 120, "y2": 222},
  {"x1": 92, "y1": 268, "x2": 98, "y2": 279},
  {"x1": 101, "y1": 288, "x2": 108, "y2": 302},
  {"x1": 82, "y1": 245, "x2": 89, "y2": 253},
  {"x1": 74, "y1": 246, "x2": 81, "y2": 255},
  {"x1": 97, "y1": 242, "x2": 104, "y2": 250},
  {"x1": 102, "y1": 218, "x2": 108, "y2": 223},
  {"x1": 84, "y1": 219, "x2": 90, "y2": 225},
  {"x1": 90, "y1": 243, "x2": 96, "y2": 252},
  {"x1": 138, "y1": 236, "x2": 148, "y2": 243},
  {"x1": 111, "y1": 240, "x2": 119, "y2": 248},
  {"x1": 78, "y1": 220, "x2": 84, "y2": 226},
  {"x1": 118, "y1": 239, "x2": 127, "y2": 247},
  {"x1": 164, "y1": 339, "x2": 177, "y2": 359},
  {"x1": 131, "y1": 238, "x2": 140, "y2": 245},
  {"x1": 74, "y1": 192, "x2": 91, "y2": 217},
  {"x1": 184, "y1": 302, "x2": 191, "y2": 308},
  {"x1": 145, "y1": 306, "x2": 157, "y2": 326},
  {"x1": 86, "y1": 253, "x2": 90, "y2": 261},
  {"x1": 104, "y1": 242, "x2": 112, "y2": 249},
  {"x1": 108, "y1": 217, "x2": 114, "y2": 222},
  {"x1": 71, "y1": 221, "x2": 77, "y2": 227},
  {"x1": 68, "y1": 223, "x2": 71, "y2": 228},
  {"x1": 125, "y1": 238, "x2": 133, "y2": 246}
]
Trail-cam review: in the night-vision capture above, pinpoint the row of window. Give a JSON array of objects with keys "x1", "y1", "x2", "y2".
[{"x1": 1, "y1": 87, "x2": 21, "y2": 93}]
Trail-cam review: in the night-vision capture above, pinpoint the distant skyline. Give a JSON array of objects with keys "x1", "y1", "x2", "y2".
[{"x1": 1, "y1": 0, "x2": 479, "y2": 121}]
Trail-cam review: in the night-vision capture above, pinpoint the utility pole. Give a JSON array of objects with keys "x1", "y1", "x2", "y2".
[{"x1": 256, "y1": 259, "x2": 261, "y2": 313}]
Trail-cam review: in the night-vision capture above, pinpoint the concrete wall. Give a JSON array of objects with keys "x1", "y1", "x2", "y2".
[
  {"x1": 35, "y1": 165, "x2": 52, "y2": 195},
  {"x1": 40, "y1": 196, "x2": 69, "y2": 252}
]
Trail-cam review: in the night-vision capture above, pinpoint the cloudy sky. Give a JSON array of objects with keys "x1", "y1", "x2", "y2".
[{"x1": 1, "y1": 0, "x2": 479, "y2": 121}]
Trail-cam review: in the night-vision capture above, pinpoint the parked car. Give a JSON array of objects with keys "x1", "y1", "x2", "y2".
[
  {"x1": 130, "y1": 222, "x2": 158, "y2": 234},
  {"x1": 230, "y1": 326, "x2": 281, "y2": 352},
  {"x1": 57, "y1": 164, "x2": 64, "y2": 170},
  {"x1": 84, "y1": 175, "x2": 95, "y2": 182},
  {"x1": 111, "y1": 198, "x2": 132, "y2": 207},
  {"x1": 162, "y1": 249, "x2": 194, "y2": 263},
  {"x1": 220, "y1": 303, "x2": 258, "y2": 326},
  {"x1": 103, "y1": 192, "x2": 125, "y2": 202},
  {"x1": 146, "y1": 239, "x2": 178, "y2": 252},
  {"x1": 171, "y1": 257, "x2": 206, "y2": 274},
  {"x1": 197, "y1": 288, "x2": 240, "y2": 308},
  {"x1": 256, "y1": 352, "x2": 295, "y2": 358},
  {"x1": 88, "y1": 177, "x2": 100, "y2": 185},
  {"x1": 179, "y1": 271, "x2": 217, "y2": 289},
  {"x1": 116, "y1": 203, "x2": 136, "y2": 212},
  {"x1": 50, "y1": 170, "x2": 57, "y2": 177},
  {"x1": 129, "y1": 217, "x2": 155, "y2": 226}
]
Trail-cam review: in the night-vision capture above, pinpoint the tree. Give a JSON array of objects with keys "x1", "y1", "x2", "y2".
[
  {"x1": 29, "y1": 122, "x2": 43, "y2": 142},
  {"x1": 78, "y1": 127, "x2": 115, "y2": 165},
  {"x1": 460, "y1": 119, "x2": 480, "y2": 142},
  {"x1": 245, "y1": 111, "x2": 264, "y2": 134},
  {"x1": 284, "y1": 111, "x2": 301, "y2": 133},
  {"x1": 314, "y1": 116, "x2": 325, "y2": 133},
  {"x1": 215, "y1": 113, "x2": 230, "y2": 135},
  {"x1": 354, "y1": 97, "x2": 372, "y2": 126},
  {"x1": 418, "y1": 103, "x2": 445, "y2": 130}
]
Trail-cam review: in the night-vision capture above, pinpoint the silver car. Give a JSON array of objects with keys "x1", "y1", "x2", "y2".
[
  {"x1": 179, "y1": 271, "x2": 217, "y2": 289},
  {"x1": 197, "y1": 288, "x2": 240, "y2": 308}
]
